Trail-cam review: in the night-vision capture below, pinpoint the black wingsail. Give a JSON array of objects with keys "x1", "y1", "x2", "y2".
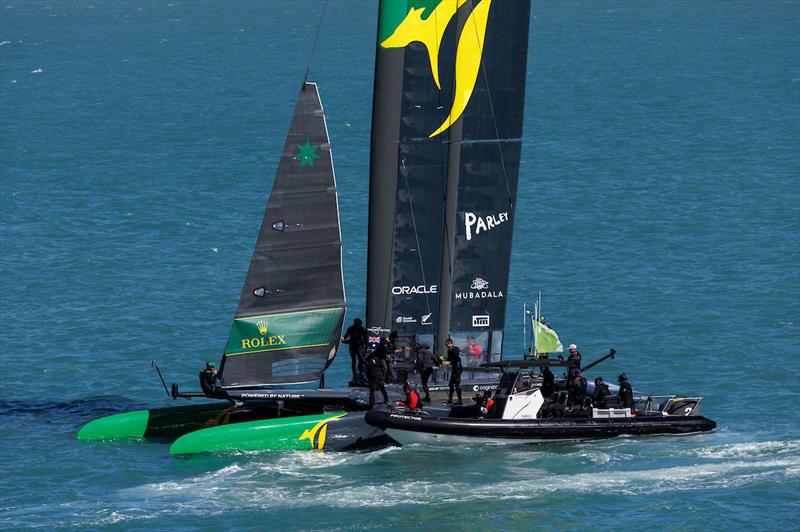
[
  {"x1": 220, "y1": 82, "x2": 346, "y2": 388},
  {"x1": 436, "y1": 0, "x2": 531, "y2": 362},
  {"x1": 366, "y1": 0, "x2": 461, "y2": 342},
  {"x1": 366, "y1": 0, "x2": 531, "y2": 363}
]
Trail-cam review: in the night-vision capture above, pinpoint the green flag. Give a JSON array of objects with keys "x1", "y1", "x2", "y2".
[{"x1": 533, "y1": 319, "x2": 563, "y2": 354}]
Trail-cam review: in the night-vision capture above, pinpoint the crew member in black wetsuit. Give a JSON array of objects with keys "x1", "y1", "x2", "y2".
[
  {"x1": 199, "y1": 361, "x2": 221, "y2": 397},
  {"x1": 366, "y1": 335, "x2": 392, "y2": 408},
  {"x1": 569, "y1": 370, "x2": 587, "y2": 407},
  {"x1": 444, "y1": 338, "x2": 463, "y2": 405},
  {"x1": 618, "y1": 373, "x2": 635, "y2": 412},
  {"x1": 342, "y1": 317, "x2": 367, "y2": 384},
  {"x1": 541, "y1": 365, "x2": 555, "y2": 399},
  {"x1": 566, "y1": 343, "x2": 582, "y2": 381},
  {"x1": 592, "y1": 376, "x2": 610, "y2": 408},
  {"x1": 414, "y1": 342, "x2": 439, "y2": 403}
]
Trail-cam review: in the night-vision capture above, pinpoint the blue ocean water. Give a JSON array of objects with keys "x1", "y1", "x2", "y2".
[{"x1": 1, "y1": 0, "x2": 798, "y2": 529}]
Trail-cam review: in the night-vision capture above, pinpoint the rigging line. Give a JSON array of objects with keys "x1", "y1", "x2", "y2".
[
  {"x1": 303, "y1": 0, "x2": 330, "y2": 83},
  {"x1": 401, "y1": 158, "x2": 433, "y2": 319},
  {"x1": 469, "y1": 0, "x2": 514, "y2": 209}
]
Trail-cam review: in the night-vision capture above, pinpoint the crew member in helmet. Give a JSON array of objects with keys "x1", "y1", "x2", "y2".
[
  {"x1": 618, "y1": 373, "x2": 635, "y2": 412},
  {"x1": 397, "y1": 382, "x2": 421, "y2": 411},
  {"x1": 199, "y1": 361, "x2": 220, "y2": 397}
]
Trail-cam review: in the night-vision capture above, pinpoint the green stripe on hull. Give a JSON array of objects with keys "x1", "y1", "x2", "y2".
[
  {"x1": 170, "y1": 412, "x2": 348, "y2": 455},
  {"x1": 77, "y1": 402, "x2": 231, "y2": 441}
]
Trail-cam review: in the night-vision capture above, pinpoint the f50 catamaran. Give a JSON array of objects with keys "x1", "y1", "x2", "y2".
[{"x1": 78, "y1": 0, "x2": 714, "y2": 453}]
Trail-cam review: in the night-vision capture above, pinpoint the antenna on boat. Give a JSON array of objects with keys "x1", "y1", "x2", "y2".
[
  {"x1": 523, "y1": 301, "x2": 527, "y2": 357},
  {"x1": 151, "y1": 360, "x2": 171, "y2": 398}
]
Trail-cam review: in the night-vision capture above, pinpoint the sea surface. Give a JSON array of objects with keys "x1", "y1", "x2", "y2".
[{"x1": 1, "y1": 0, "x2": 798, "y2": 529}]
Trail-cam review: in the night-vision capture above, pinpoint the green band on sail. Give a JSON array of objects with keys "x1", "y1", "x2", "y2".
[{"x1": 224, "y1": 307, "x2": 343, "y2": 357}]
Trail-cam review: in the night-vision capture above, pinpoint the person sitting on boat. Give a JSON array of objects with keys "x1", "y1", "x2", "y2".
[
  {"x1": 541, "y1": 365, "x2": 555, "y2": 398},
  {"x1": 397, "y1": 382, "x2": 421, "y2": 411},
  {"x1": 592, "y1": 376, "x2": 611, "y2": 409},
  {"x1": 199, "y1": 361, "x2": 221, "y2": 397},
  {"x1": 442, "y1": 338, "x2": 463, "y2": 405},
  {"x1": 568, "y1": 370, "x2": 587, "y2": 407},
  {"x1": 342, "y1": 317, "x2": 368, "y2": 384},
  {"x1": 479, "y1": 390, "x2": 496, "y2": 418},
  {"x1": 414, "y1": 342, "x2": 439, "y2": 403},
  {"x1": 618, "y1": 373, "x2": 636, "y2": 414}
]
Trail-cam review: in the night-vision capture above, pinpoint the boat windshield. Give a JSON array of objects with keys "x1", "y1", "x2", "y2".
[{"x1": 496, "y1": 371, "x2": 520, "y2": 396}]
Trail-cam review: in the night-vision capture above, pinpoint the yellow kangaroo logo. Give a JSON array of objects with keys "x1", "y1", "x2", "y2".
[
  {"x1": 298, "y1": 413, "x2": 347, "y2": 451},
  {"x1": 381, "y1": 0, "x2": 493, "y2": 138}
]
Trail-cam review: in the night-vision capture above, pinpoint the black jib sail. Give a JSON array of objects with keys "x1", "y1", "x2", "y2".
[
  {"x1": 366, "y1": 0, "x2": 531, "y2": 363},
  {"x1": 220, "y1": 82, "x2": 346, "y2": 388}
]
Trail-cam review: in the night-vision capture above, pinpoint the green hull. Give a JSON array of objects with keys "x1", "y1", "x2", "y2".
[
  {"x1": 169, "y1": 412, "x2": 350, "y2": 455},
  {"x1": 77, "y1": 402, "x2": 231, "y2": 440}
]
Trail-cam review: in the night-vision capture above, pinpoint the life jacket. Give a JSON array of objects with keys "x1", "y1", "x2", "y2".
[
  {"x1": 405, "y1": 390, "x2": 421, "y2": 410},
  {"x1": 481, "y1": 398, "x2": 495, "y2": 417}
]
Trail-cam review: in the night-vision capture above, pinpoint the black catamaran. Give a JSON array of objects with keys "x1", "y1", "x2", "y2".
[{"x1": 78, "y1": 0, "x2": 715, "y2": 453}]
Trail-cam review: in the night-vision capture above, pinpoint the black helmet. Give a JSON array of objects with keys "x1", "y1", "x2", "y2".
[
  {"x1": 402, "y1": 382, "x2": 412, "y2": 391},
  {"x1": 354, "y1": 318, "x2": 362, "y2": 325},
  {"x1": 617, "y1": 373, "x2": 627, "y2": 383}
]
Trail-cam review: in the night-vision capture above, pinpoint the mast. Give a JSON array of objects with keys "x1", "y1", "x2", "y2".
[{"x1": 365, "y1": 3, "x2": 404, "y2": 336}]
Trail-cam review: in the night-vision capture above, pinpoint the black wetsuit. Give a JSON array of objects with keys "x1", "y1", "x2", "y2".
[
  {"x1": 592, "y1": 382, "x2": 610, "y2": 408},
  {"x1": 541, "y1": 366, "x2": 555, "y2": 398},
  {"x1": 342, "y1": 323, "x2": 367, "y2": 381},
  {"x1": 569, "y1": 376, "x2": 587, "y2": 406},
  {"x1": 366, "y1": 340, "x2": 390, "y2": 407},
  {"x1": 618, "y1": 380, "x2": 634, "y2": 409},
  {"x1": 446, "y1": 346, "x2": 463, "y2": 403},
  {"x1": 199, "y1": 369, "x2": 218, "y2": 397},
  {"x1": 414, "y1": 347, "x2": 439, "y2": 401},
  {"x1": 567, "y1": 352, "x2": 582, "y2": 381}
]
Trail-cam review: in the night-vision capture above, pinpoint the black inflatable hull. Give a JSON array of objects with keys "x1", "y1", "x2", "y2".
[{"x1": 365, "y1": 410, "x2": 716, "y2": 445}]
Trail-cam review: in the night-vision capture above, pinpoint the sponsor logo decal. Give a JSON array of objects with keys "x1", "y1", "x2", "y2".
[
  {"x1": 464, "y1": 211, "x2": 509, "y2": 241},
  {"x1": 379, "y1": 0, "x2": 494, "y2": 138},
  {"x1": 472, "y1": 384, "x2": 495, "y2": 392},
  {"x1": 240, "y1": 392, "x2": 304, "y2": 400},
  {"x1": 224, "y1": 308, "x2": 343, "y2": 357},
  {"x1": 421, "y1": 312, "x2": 432, "y2": 325},
  {"x1": 396, "y1": 316, "x2": 417, "y2": 324},
  {"x1": 392, "y1": 284, "x2": 438, "y2": 295},
  {"x1": 389, "y1": 414, "x2": 422, "y2": 422},
  {"x1": 293, "y1": 140, "x2": 320, "y2": 167},
  {"x1": 455, "y1": 277, "x2": 504, "y2": 300},
  {"x1": 299, "y1": 413, "x2": 347, "y2": 451},
  {"x1": 472, "y1": 315, "x2": 490, "y2": 327},
  {"x1": 470, "y1": 277, "x2": 489, "y2": 290}
]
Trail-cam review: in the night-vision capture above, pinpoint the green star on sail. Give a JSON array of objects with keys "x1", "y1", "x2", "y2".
[{"x1": 294, "y1": 140, "x2": 320, "y2": 167}]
